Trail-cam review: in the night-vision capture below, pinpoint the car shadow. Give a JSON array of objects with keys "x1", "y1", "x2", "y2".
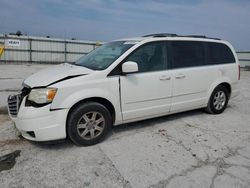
[
  {"x1": 29, "y1": 139, "x2": 74, "y2": 149},
  {"x1": 111, "y1": 109, "x2": 203, "y2": 134}
]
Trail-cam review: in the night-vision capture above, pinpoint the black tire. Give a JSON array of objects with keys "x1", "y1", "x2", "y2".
[
  {"x1": 205, "y1": 85, "x2": 229, "y2": 114},
  {"x1": 67, "y1": 102, "x2": 112, "y2": 146}
]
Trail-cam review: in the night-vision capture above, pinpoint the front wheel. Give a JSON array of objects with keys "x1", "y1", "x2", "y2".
[
  {"x1": 67, "y1": 102, "x2": 112, "y2": 146},
  {"x1": 205, "y1": 85, "x2": 229, "y2": 114}
]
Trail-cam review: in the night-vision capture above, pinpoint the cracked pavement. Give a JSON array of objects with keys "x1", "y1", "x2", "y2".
[{"x1": 0, "y1": 65, "x2": 250, "y2": 188}]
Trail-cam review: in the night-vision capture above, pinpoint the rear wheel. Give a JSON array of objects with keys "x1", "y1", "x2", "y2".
[
  {"x1": 205, "y1": 85, "x2": 229, "y2": 114},
  {"x1": 67, "y1": 102, "x2": 112, "y2": 146}
]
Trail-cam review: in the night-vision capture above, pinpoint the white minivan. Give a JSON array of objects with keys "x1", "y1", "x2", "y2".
[{"x1": 8, "y1": 34, "x2": 240, "y2": 146}]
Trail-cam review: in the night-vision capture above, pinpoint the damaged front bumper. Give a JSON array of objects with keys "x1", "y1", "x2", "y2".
[{"x1": 8, "y1": 95, "x2": 68, "y2": 142}]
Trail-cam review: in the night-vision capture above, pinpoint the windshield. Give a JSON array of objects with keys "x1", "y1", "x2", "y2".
[{"x1": 74, "y1": 41, "x2": 136, "y2": 70}]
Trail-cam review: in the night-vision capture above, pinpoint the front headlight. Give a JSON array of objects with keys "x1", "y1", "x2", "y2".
[{"x1": 28, "y1": 88, "x2": 57, "y2": 104}]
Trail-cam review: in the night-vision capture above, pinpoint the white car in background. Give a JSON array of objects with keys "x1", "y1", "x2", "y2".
[{"x1": 8, "y1": 33, "x2": 240, "y2": 146}]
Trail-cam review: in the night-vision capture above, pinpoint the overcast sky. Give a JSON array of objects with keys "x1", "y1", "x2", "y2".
[{"x1": 0, "y1": 0, "x2": 250, "y2": 50}]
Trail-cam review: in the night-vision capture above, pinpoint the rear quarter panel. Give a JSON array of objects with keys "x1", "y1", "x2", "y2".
[{"x1": 206, "y1": 63, "x2": 239, "y2": 103}]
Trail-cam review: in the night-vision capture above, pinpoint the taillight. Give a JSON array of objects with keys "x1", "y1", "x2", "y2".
[{"x1": 238, "y1": 65, "x2": 240, "y2": 80}]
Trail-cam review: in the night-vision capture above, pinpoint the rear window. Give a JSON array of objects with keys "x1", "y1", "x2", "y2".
[{"x1": 206, "y1": 42, "x2": 235, "y2": 64}]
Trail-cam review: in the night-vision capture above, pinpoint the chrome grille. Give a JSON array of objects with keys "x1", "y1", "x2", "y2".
[
  {"x1": 7, "y1": 86, "x2": 31, "y2": 117},
  {"x1": 8, "y1": 94, "x2": 20, "y2": 117}
]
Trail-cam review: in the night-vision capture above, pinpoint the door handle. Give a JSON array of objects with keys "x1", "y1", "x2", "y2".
[
  {"x1": 175, "y1": 74, "x2": 186, "y2": 79},
  {"x1": 159, "y1": 75, "x2": 171, "y2": 81}
]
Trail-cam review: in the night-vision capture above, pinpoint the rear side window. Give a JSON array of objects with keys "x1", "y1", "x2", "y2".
[
  {"x1": 170, "y1": 41, "x2": 205, "y2": 69},
  {"x1": 206, "y1": 42, "x2": 235, "y2": 64}
]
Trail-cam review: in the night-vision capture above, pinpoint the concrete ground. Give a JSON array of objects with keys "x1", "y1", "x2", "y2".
[{"x1": 0, "y1": 64, "x2": 250, "y2": 188}]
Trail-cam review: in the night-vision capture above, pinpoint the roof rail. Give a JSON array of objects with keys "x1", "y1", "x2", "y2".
[
  {"x1": 142, "y1": 33, "x2": 221, "y2": 40},
  {"x1": 181, "y1": 35, "x2": 221, "y2": 40},
  {"x1": 143, "y1": 33, "x2": 178, "y2": 37},
  {"x1": 184, "y1": 35, "x2": 206, "y2": 38}
]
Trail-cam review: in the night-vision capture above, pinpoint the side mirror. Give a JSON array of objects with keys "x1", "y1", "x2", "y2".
[{"x1": 122, "y1": 61, "x2": 138, "y2": 74}]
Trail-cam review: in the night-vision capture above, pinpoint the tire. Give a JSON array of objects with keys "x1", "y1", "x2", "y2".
[
  {"x1": 205, "y1": 85, "x2": 229, "y2": 114},
  {"x1": 67, "y1": 102, "x2": 112, "y2": 146}
]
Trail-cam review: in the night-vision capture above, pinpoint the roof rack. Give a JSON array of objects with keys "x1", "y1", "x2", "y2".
[
  {"x1": 143, "y1": 33, "x2": 178, "y2": 37},
  {"x1": 183, "y1": 35, "x2": 206, "y2": 38},
  {"x1": 142, "y1": 33, "x2": 221, "y2": 40},
  {"x1": 181, "y1": 35, "x2": 221, "y2": 40}
]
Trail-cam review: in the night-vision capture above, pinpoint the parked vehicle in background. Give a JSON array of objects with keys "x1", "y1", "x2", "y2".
[{"x1": 8, "y1": 33, "x2": 240, "y2": 146}]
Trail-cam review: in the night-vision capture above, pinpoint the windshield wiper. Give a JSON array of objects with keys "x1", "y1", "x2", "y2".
[
  {"x1": 68, "y1": 62, "x2": 95, "y2": 70},
  {"x1": 66, "y1": 62, "x2": 75, "y2": 65}
]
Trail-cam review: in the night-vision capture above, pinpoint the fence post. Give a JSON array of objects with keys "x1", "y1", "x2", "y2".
[
  {"x1": 29, "y1": 38, "x2": 32, "y2": 63},
  {"x1": 64, "y1": 40, "x2": 67, "y2": 63},
  {"x1": 4, "y1": 35, "x2": 6, "y2": 63}
]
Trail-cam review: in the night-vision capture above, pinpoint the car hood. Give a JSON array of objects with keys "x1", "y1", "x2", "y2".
[{"x1": 24, "y1": 63, "x2": 94, "y2": 87}]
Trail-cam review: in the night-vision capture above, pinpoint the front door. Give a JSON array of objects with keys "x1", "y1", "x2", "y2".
[{"x1": 120, "y1": 41, "x2": 172, "y2": 120}]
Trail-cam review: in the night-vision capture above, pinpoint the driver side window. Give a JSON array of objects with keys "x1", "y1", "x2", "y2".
[{"x1": 126, "y1": 42, "x2": 166, "y2": 72}]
